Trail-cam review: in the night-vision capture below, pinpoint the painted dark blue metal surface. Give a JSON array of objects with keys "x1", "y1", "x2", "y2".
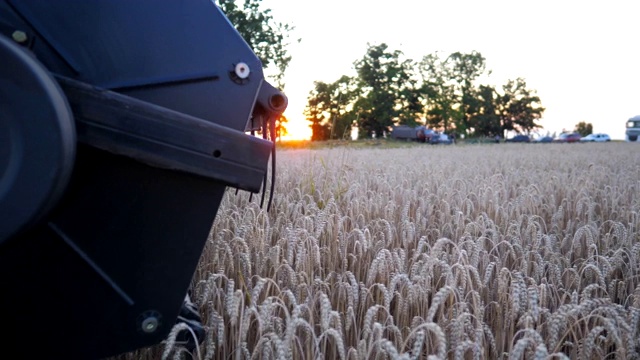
[
  {"x1": 0, "y1": 34, "x2": 76, "y2": 242},
  {"x1": 4, "y1": 0, "x2": 263, "y2": 131},
  {"x1": 0, "y1": 1, "x2": 286, "y2": 358}
]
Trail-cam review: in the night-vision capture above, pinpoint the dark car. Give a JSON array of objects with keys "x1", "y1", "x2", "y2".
[
  {"x1": 554, "y1": 132, "x2": 582, "y2": 143},
  {"x1": 534, "y1": 136, "x2": 554, "y2": 143},
  {"x1": 505, "y1": 134, "x2": 531, "y2": 143}
]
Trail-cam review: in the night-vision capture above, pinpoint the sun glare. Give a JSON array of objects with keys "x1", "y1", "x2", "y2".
[{"x1": 281, "y1": 113, "x2": 311, "y2": 140}]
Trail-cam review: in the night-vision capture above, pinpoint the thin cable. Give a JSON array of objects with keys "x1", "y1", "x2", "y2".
[
  {"x1": 267, "y1": 140, "x2": 275, "y2": 212},
  {"x1": 260, "y1": 115, "x2": 269, "y2": 208},
  {"x1": 248, "y1": 128, "x2": 256, "y2": 202},
  {"x1": 267, "y1": 115, "x2": 277, "y2": 212}
]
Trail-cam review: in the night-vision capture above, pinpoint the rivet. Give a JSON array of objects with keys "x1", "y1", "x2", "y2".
[{"x1": 12, "y1": 30, "x2": 28, "y2": 44}]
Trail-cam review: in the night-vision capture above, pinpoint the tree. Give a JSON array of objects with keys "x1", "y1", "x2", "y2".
[
  {"x1": 416, "y1": 51, "x2": 489, "y2": 135},
  {"x1": 304, "y1": 76, "x2": 356, "y2": 141},
  {"x1": 418, "y1": 53, "x2": 461, "y2": 133},
  {"x1": 353, "y1": 43, "x2": 414, "y2": 138},
  {"x1": 574, "y1": 121, "x2": 593, "y2": 136},
  {"x1": 448, "y1": 51, "x2": 488, "y2": 134},
  {"x1": 497, "y1": 78, "x2": 545, "y2": 137},
  {"x1": 469, "y1": 85, "x2": 501, "y2": 137},
  {"x1": 328, "y1": 76, "x2": 358, "y2": 140},
  {"x1": 305, "y1": 81, "x2": 332, "y2": 141},
  {"x1": 397, "y1": 80, "x2": 425, "y2": 127},
  {"x1": 275, "y1": 114, "x2": 288, "y2": 141},
  {"x1": 216, "y1": 0, "x2": 294, "y2": 88}
]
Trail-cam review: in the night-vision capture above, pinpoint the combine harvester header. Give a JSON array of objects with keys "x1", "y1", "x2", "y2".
[{"x1": 0, "y1": 1, "x2": 286, "y2": 358}]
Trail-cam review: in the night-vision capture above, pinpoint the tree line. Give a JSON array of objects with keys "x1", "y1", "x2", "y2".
[
  {"x1": 305, "y1": 44, "x2": 545, "y2": 141},
  {"x1": 216, "y1": 1, "x2": 545, "y2": 142}
]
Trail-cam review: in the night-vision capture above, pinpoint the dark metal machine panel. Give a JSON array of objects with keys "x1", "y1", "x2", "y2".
[
  {"x1": 0, "y1": 0, "x2": 288, "y2": 356},
  {"x1": 7, "y1": 0, "x2": 263, "y2": 131},
  {"x1": 0, "y1": 145, "x2": 228, "y2": 359},
  {"x1": 0, "y1": 1, "x2": 284, "y2": 358}
]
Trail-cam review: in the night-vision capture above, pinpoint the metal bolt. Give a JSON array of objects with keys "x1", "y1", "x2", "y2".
[
  {"x1": 235, "y1": 62, "x2": 250, "y2": 79},
  {"x1": 141, "y1": 316, "x2": 159, "y2": 333},
  {"x1": 12, "y1": 30, "x2": 28, "y2": 44}
]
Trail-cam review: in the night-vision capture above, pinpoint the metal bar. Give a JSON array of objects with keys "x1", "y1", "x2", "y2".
[
  {"x1": 56, "y1": 76, "x2": 272, "y2": 193},
  {"x1": 48, "y1": 222, "x2": 135, "y2": 306}
]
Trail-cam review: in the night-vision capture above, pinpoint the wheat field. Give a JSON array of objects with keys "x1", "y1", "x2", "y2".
[{"x1": 124, "y1": 142, "x2": 640, "y2": 360}]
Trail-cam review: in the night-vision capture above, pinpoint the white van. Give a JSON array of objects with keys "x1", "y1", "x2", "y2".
[{"x1": 626, "y1": 115, "x2": 640, "y2": 142}]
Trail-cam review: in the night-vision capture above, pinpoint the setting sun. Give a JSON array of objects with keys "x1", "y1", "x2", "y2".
[{"x1": 281, "y1": 112, "x2": 311, "y2": 140}]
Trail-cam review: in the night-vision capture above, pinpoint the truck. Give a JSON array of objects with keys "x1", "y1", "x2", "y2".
[
  {"x1": 626, "y1": 115, "x2": 640, "y2": 142},
  {"x1": 0, "y1": 1, "x2": 286, "y2": 358},
  {"x1": 390, "y1": 125, "x2": 435, "y2": 142}
]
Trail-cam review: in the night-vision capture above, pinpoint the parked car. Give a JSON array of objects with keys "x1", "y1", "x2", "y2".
[
  {"x1": 534, "y1": 136, "x2": 554, "y2": 143},
  {"x1": 505, "y1": 134, "x2": 531, "y2": 143},
  {"x1": 579, "y1": 133, "x2": 611, "y2": 142},
  {"x1": 554, "y1": 132, "x2": 582, "y2": 143},
  {"x1": 430, "y1": 133, "x2": 453, "y2": 145}
]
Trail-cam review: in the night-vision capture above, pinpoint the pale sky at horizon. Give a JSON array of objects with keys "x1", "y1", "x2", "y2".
[{"x1": 262, "y1": 0, "x2": 640, "y2": 140}]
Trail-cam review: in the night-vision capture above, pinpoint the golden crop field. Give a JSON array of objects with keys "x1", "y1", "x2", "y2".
[{"x1": 124, "y1": 142, "x2": 640, "y2": 360}]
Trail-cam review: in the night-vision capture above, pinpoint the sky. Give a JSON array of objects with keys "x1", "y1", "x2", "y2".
[{"x1": 261, "y1": 0, "x2": 640, "y2": 140}]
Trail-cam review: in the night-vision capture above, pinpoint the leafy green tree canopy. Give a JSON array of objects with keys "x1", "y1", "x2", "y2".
[
  {"x1": 304, "y1": 76, "x2": 356, "y2": 141},
  {"x1": 418, "y1": 53, "x2": 461, "y2": 133},
  {"x1": 469, "y1": 85, "x2": 501, "y2": 137},
  {"x1": 303, "y1": 46, "x2": 546, "y2": 142},
  {"x1": 574, "y1": 121, "x2": 593, "y2": 136},
  {"x1": 353, "y1": 43, "x2": 414, "y2": 138},
  {"x1": 497, "y1": 78, "x2": 545, "y2": 136},
  {"x1": 416, "y1": 51, "x2": 489, "y2": 135}
]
